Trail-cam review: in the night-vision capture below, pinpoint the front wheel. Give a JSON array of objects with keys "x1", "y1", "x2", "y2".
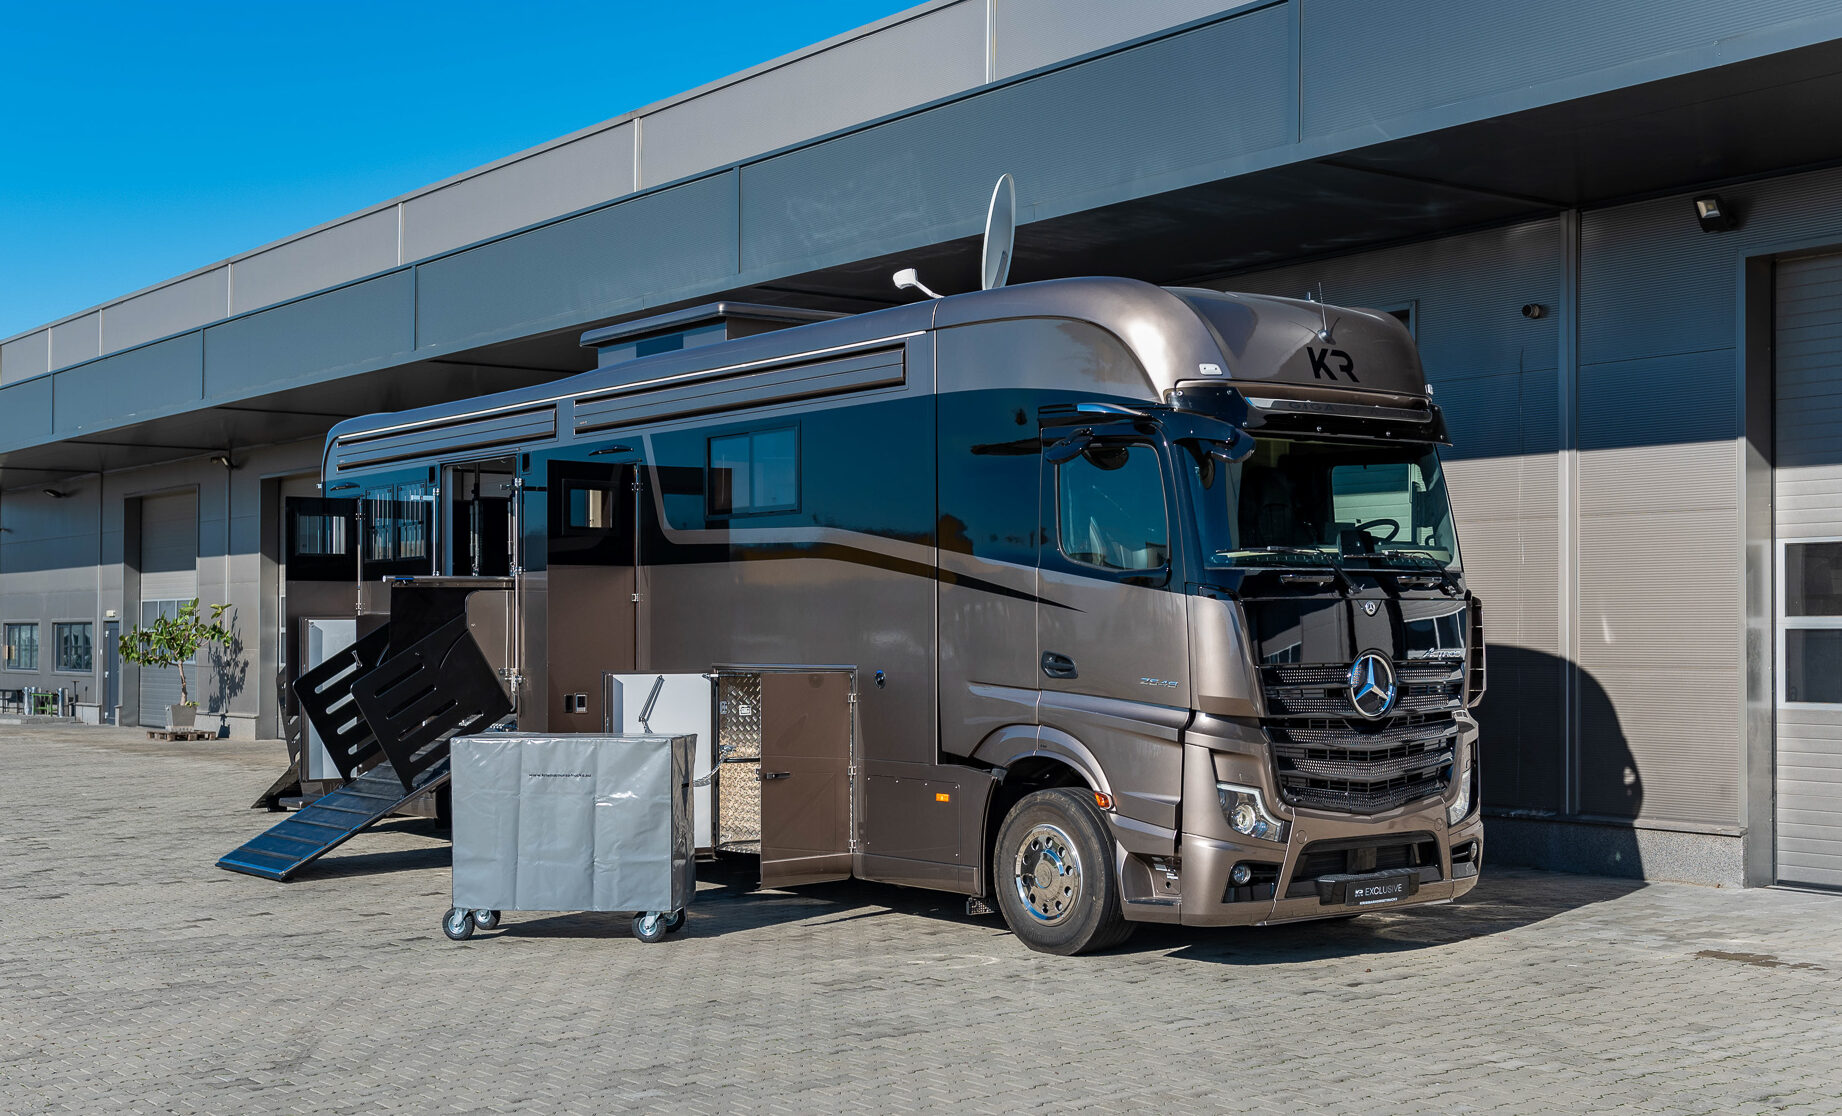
[{"x1": 993, "y1": 788, "x2": 1135, "y2": 956}]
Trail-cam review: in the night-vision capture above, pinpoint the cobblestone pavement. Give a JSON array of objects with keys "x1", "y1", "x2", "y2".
[{"x1": 4, "y1": 724, "x2": 1841, "y2": 1114}]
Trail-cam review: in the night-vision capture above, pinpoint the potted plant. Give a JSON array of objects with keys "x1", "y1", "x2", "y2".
[{"x1": 117, "y1": 599, "x2": 233, "y2": 730}]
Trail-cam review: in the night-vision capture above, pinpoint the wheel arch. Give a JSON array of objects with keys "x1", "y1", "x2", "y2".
[{"x1": 969, "y1": 724, "x2": 1107, "y2": 899}]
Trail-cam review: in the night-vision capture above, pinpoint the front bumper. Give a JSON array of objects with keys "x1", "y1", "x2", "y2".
[
  {"x1": 1170, "y1": 807, "x2": 1484, "y2": 926},
  {"x1": 1125, "y1": 730, "x2": 1484, "y2": 927}
]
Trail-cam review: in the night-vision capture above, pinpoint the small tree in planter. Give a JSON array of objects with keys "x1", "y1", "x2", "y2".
[{"x1": 118, "y1": 599, "x2": 233, "y2": 729}]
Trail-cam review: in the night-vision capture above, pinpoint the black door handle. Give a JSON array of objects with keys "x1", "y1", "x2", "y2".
[
  {"x1": 1041, "y1": 651, "x2": 1078, "y2": 679},
  {"x1": 760, "y1": 770, "x2": 791, "y2": 781}
]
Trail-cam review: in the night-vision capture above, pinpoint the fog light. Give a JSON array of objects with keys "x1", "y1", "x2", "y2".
[
  {"x1": 1230, "y1": 864, "x2": 1253, "y2": 886},
  {"x1": 1217, "y1": 783, "x2": 1287, "y2": 843}
]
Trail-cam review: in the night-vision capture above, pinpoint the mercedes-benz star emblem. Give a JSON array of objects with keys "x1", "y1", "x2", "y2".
[
  {"x1": 1348, "y1": 652, "x2": 1398, "y2": 719},
  {"x1": 1361, "y1": 600, "x2": 1379, "y2": 616}
]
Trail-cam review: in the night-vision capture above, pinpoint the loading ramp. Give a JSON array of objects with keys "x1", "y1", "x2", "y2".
[
  {"x1": 217, "y1": 578, "x2": 514, "y2": 881},
  {"x1": 215, "y1": 759, "x2": 450, "y2": 881}
]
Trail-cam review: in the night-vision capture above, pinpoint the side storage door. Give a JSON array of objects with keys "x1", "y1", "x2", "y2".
[
  {"x1": 545, "y1": 458, "x2": 639, "y2": 731},
  {"x1": 1036, "y1": 434, "x2": 1190, "y2": 846},
  {"x1": 759, "y1": 671, "x2": 854, "y2": 887}
]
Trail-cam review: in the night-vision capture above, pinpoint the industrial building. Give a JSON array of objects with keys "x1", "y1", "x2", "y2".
[{"x1": 4, "y1": 0, "x2": 1841, "y2": 891}]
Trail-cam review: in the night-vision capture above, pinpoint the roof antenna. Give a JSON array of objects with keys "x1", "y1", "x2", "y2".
[
  {"x1": 1306, "y1": 283, "x2": 1334, "y2": 342},
  {"x1": 893, "y1": 173, "x2": 1016, "y2": 301}
]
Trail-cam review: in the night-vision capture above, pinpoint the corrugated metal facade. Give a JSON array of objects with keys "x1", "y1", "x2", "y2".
[{"x1": 1773, "y1": 251, "x2": 1842, "y2": 888}]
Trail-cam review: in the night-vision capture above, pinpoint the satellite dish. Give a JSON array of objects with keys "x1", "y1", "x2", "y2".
[{"x1": 980, "y1": 173, "x2": 1016, "y2": 291}]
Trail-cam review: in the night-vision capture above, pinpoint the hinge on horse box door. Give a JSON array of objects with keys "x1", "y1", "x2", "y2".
[
  {"x1": 631, "y1": 593, "x2": 641, "y2": 603},
  {"x1": 847, "y1": 691, "x2": 859, "y2": 705}
]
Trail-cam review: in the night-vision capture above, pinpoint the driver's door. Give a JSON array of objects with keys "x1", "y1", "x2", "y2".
[{"x1": 1035, "y1": 434, "x2": 1189, "y2": 837}]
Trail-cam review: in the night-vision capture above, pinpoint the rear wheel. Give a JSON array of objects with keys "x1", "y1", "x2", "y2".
[{"x1": 993, "y1": 788, "x2": 1135, "y2": 956}]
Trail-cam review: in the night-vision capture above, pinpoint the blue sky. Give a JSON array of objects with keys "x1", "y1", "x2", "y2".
[{"x1": 0, "y1": 0, "x2": 915, "y2": 339}]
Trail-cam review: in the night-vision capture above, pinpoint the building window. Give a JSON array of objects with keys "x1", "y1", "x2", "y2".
[
  {"x1": 4, "y1": 623, "x2": 39, "y2": 671},
  {"x1": 55, "y1": 622, "x2": 93, "y2": 673},
  {"x1": 1780, "y1": 539, "x2": 1842, "y2": 705},
  {"x1": 707, "y1": 427, "x2": 799, "y2": 516},
  {"x1": 1382, "y1": 301, "x2": 1417, "y2": 337},
  {"x1": 138, "y1": 600, "x2": 201, "y2": 664}
]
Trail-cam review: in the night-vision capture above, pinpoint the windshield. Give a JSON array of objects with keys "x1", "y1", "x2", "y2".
[{"x1": 1190, "y1": 437, "x2": 1460, "y2": 571}]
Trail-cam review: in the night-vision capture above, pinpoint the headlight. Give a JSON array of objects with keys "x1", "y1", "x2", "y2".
[
  {"x1": 1217, "y1": 783, "x2": 1287, "y2": 843},
  {"x1": 1446, "y1": 746, "x2": 1473, "y2": 826}
]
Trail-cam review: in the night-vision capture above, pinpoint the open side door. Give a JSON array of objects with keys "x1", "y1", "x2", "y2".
[{"x1": 759, "y1": 671, "x2": 855, "y2": 888}]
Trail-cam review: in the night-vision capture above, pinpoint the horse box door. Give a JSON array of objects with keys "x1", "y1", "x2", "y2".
[{"x1": 758, "y1": 671, "x2": 854, "y2": 888}]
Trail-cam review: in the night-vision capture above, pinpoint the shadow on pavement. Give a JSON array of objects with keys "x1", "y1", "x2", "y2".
[{"x1": 488, "y1": 859, "x2": 1644, "y2": 959}]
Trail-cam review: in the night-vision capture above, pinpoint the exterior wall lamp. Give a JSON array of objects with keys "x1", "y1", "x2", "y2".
[{"x1": 1695, "y1": 195, "x2": 1738, "y2": 233}]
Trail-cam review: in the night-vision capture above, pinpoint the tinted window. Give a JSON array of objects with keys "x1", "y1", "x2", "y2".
[
  {"x1": 1056, "y1": 443, "x2": 1168, "y2": 572},
  {"x1": 708, "y1": 427, "x2": 798, "y2": 516},
  {"x1": 1786, "y1": 541, "x2": 1842, "y2": 617}
]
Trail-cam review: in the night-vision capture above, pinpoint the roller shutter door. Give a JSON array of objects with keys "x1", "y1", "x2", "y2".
[
  {"x1": 1774, "y1": 252, "x2": 1842, "y2": 889},
  {"x1": 138, "y1": 491, "x2": 198, "y2": 726}
]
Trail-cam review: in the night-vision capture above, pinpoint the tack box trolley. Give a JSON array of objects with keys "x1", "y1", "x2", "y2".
[{"x1": 443, "y1": 733, "x2": 698, "y2": 943}]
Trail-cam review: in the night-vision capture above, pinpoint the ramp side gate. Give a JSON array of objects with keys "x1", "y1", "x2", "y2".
[{"x1": 217, "y1": 578, "x2": 514, "y2": 881}]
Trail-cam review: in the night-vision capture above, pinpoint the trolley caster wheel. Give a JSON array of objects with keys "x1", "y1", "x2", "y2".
[
  {"x1": 442, "y1": 907, "x2": 476, "y2": 941},
  {"x1": 632, "y1": 912, "x2": 668, "y2": 943},
  {"x1": 473, "y1": 909, "x2": 502, "y2": 931},
  {"x1": 662, "y1": 909, "x2": 686, "y2": 934}
]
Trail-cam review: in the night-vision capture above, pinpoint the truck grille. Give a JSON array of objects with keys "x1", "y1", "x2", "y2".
[
  {"x1": 1262, "y1": 660, "x2": 1461, "y2": 814},
  {"x1": 1261, "y1": 662, "x2": 1463, "y2": 719}
]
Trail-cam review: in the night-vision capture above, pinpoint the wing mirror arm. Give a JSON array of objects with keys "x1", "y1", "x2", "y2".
[
  {"x1": 1044, "y1": 430, "x2": 1095, "y2": 464},
  {"x1": 1203, "y1": 428, "x2": 1257, "y2": 464}
]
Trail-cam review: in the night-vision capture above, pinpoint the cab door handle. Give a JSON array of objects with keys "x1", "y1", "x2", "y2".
[
  {"x1": 760, "y1": 770, "x2": 791, "y2": 781},
  {"x1": 1041, "y1": 651, "x2": 1078, "y2": 679}
]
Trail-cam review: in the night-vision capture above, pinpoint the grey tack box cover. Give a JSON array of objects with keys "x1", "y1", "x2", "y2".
[{"x1": 450, "y1": 733, "x2": 696, "y2": 914}]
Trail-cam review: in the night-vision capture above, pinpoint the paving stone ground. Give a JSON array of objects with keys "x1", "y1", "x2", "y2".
[{"x1": 3, "y1": 723, "x2": 1840, "y2": 1114}]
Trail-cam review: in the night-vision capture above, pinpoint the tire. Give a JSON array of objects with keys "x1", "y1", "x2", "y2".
[
  {"x1": 442, "y1": 907, "x2": 475, "y2": 942},
  {"x1": 473, "y1": 909, "x2": 502, "y2": 931},
  {"x1": 632, "y1": 912, "x2": 668, "y2": 943},
  {"x1": 662, "y1": 909, "x2": 686, "y2": 934},
  {"x1": 993, "y1": 787, "x2": 1136, "y2": 956}
]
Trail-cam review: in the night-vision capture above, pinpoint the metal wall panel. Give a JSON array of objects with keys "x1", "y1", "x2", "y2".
[
  {"x1": 102, "y1": 269, "x2": 227, "y2": 354},
  {"x1": 1773, "y1": 250, "x2": 1842, "y2": 888},
  {"x1": 739, "y1": 6, "x2": 1292, "y2": 274},
  {"x1": 232, "y1": 209, "x2": 400, "y2": 313},
  {"x1": 0, "y1": 377, "x2": 53, "y2": 450},
  {"x1": 415, "y1": 173, "x2": 739, "y2": 353},
  {"x1": 52, "y1": 333, "x2": 204, "y2": 438},
  {"x1": 205, "y1": 271, "x2": 414, "y2": 400},
  {"x1": 48, "y1": 313, "x2": 100, "y2": 369},
  {"x1": 1, "y1": 330, "x2": 49, "y2": 385},
  {"x1": 993, "y1": 0, "x2": 1260, "y2": 77},
  {"x1": 1300, "y1": 0, "x2": 1841, "y2": 140},
  {"x1": 403, "y1": 123, "x2": 637, "y2": 261},
  {"x1": 639, "y1": 3, "x2": 985, "y2": 190}
]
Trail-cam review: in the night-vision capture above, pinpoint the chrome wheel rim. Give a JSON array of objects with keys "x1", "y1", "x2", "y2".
[
  {"x1": 1013, "y1": 823, "x2": 1082, "y2": 925},
  {"x1": 444, "y1": 909, "x2": 470, "y2": 936}
]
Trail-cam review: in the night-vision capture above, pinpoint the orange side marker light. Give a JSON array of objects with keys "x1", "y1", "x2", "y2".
[{"x1": 1094, "y1": 792, "x2": 1114, "y2": 810}]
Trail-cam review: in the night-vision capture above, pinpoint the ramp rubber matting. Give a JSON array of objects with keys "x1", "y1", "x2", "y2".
[{"x1": 216, "y1": 759, "x2": 449, "y2": 881}]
